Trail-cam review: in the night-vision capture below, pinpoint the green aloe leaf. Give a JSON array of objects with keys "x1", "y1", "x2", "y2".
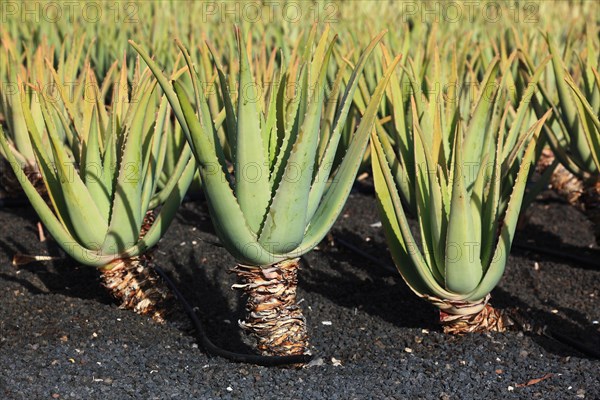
[
  {"x1": 444, "y1": 127, "x2": 483, "y2": 294},
  {"x1": 234, "y1": 27, "x2": 271, "y2": 234},
  {"x1": 258, "y1": 40, "x2": 334, "y2": 253},
  {"x1": 467, "y1": 111, "x2": 550, "y2": 301}
]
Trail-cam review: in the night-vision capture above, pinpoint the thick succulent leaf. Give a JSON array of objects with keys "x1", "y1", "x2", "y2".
[
  {"x1": 466, "y1": 113, "x2": 549, "y2": 301},
  {"x1": 128, "y1": 40, "x2": 192, "y2": 143},
  {"x1": 462, "y1": 57, "x2": 499, "y2": 191},
  {"x1": 38, "y1": 95, "x2": 108, "y2": 251},
  {"x1": 140, "y1": 156, "x2": 197, "y2": 251},
  {"x1": 234, "y1": 27, "x2": 272, "y2": 234},
  {"x1": 207, "y1": 44, "x2": 238, "y2": 162},
  {"x1": 412, "y1": 118, "x2": 444, "y2": 282},
  {"x1": 81, "y1": 106, "x2": 111, "y2": 221},
  {"x1": 501, "y1": 56, "x2": 550, "y2": 163},
  {"x1": 258, "y1": 40, "x2": 334, "y2": 253},
  {"x1": 480, "y1": 105, "x2": 508, "y2": 268},
  {"x1": 317, "y1": 62, "x2": 347, "y2": 163},
  {"x1": 269, "y1": 67, "x2": 304, "y2": 189},
  {"x1": 564, "y1": 76, "x2": 600, "y2": 172},
  {"x1": 296, "y1": 54, "x2": 402, "y2": 255},
  {"x1": 141, "y1": 97, "x2": 169, "y2": 210},
  {"x1": 5, "y1": 61, "x2": 34, "y2": 162},
  {"x1": 306, "y1": 32, "x2": 388, "y2": 220},
  {"x1": 546, "y1": 35, "x2": 595, "y2": 172},
  {"x1": 377, "y1": 121, "x2": 414, "y2": 212},
  {"x1": 0, "y1": 127, "x2": 112, "y2": 266},
  {"x1": 371, "y1": 131, "x2": 458, "y2": 300},
  {"x1": 174, "y1": 80, "x2": 281, "y2": 265},
  {"x1": 101, "y1": 82, "x2": 157, "y2": 254},
  {"x1": 444, "y1": 129, "x2": 483, "y2": 294}
]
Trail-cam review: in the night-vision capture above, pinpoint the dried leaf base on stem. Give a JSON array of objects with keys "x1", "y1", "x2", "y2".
[
  {"x1": 537, "y1": 149, "x2": 584, "y2": 205},
  {"x1": 99, "y1": 211, "x2": 173, "y2": 323},
  {"x1": 232, "y1": 258, "x2": 310, "y2": 357},
  {"x1": 100, "y1": 255, "x2": 172, "y2": 323},
  {"x1": 582, "y1": 178, "x2": 600, "y2": 245},
  {"x1": 431, "y1": 295, "x2": 513, "y2": 334}
]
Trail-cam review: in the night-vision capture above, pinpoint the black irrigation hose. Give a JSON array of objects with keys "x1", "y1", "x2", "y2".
[
  {"x1": 334, "y1": 235, "x2": 600, "y2": 360},
  {"x1": 152, "y1": 264, "x2": 313, "y2": 367},
  {"x1": 514, "y1": 242, "x2": 600, "y2": 269}
]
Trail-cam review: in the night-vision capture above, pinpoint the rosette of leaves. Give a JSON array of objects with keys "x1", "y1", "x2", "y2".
[
  {"x1": 131, "y1": 27, "x2": 400, "y2": 356},
  {"x1": 0, "y1": 62, "x2": 196, "y2": 321}
]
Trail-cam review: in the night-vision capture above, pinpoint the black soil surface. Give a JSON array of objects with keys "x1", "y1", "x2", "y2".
[{"x1": 0, "y1": 188, "x2": 598, "y2": 399}]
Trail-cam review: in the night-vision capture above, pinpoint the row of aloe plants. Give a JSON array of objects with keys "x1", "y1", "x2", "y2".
[{"x1": 0, "y1": 23, "x2": 598, "y2": 362}]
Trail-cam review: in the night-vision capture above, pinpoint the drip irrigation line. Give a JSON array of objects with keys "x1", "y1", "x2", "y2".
[
  {"x1": 152, "y1": 264, "x2": 313, "y2": 367},
  {"x1": 514, "y1": 242, "x2": 600, "y2": 269}
]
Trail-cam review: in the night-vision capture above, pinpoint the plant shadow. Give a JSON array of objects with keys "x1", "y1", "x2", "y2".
[
  {"x1": 491, "y1": 286, "x2": 600, "y2": 361},
  {"x1": 0, "y1": 207, "x2": 112, "y2": 304},
  {"x1": 160, "y1": 243, "x2": 255, "y2": 355},
  {"x1": 300, "y1": 228, "x2": 438, "y2": 331}
]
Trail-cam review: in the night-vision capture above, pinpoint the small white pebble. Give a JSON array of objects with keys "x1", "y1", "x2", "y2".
[
  {"x1": 191, "y1": 227, "x2": 197, "y2": 231},
  {"x1": 92, "y1": 332, "x2": 98, "y2": 338},
  {"x1": 568, "y1": 386, "x2": 573, "y2": 390},
  {"x1": 508, "y1": 386, "x2": 514, "y2": 391},
  {"x1": 321, "y1": 321, "x2": 332, "y2": 326},
  {"x1": 421, "y1": 329, "x2": 429, "y2": 334},
  {"x1": 227, "y1": 387, "x2": 233, "y2": 392},
  {"x1": 331, "y1": 357, "x2": 342, "y2": 366},
  {"x1": 533, "y1": 262, "x2": 540, "y2": 271},
  {"x1": 203, "y1": 364, "x2": 209, "y2": 369},
  {"x1": 592, "y1": 321, "x2": 599, "y2": 325},
  {"x1": 404, "y1": 347, "x2": 413, "y2": 353},
  {"x1": 370, "y1": 221, "x2": 382, "y2": 228},
  {"x1": 192, "y1": 241, "x2": 197, "y2": 245},
  {"x1": 192, "y1": 343, "x2": 198, "y2": 349},
  {"x1": 180, "y1": 242, "x2": 186, "y2": 246},
  {"x1": 116, "y1": 318, "x2": 121, "y2": 322},
  {"x1": 551, "y1": 309, "x2": 559, "y2": 314},
  {"x1": 496, "y1": 357, "x2": 501, "y2": 362}
]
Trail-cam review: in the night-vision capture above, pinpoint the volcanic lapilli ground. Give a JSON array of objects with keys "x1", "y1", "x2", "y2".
[{"x1": 0, "y1": 188, "x2": 598, "y2": 399}]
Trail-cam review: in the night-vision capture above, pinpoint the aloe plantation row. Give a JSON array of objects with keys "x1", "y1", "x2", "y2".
[{"x1": 0, "y1": 1, "x2": 598, "y2": 364}]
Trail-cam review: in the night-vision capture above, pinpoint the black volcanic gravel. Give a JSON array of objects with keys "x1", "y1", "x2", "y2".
[{"x1": 0, "y1": 189, "x2": 598, "y2": 399}]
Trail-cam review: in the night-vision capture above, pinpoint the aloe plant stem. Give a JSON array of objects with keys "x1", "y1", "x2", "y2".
[
  {"x1": 232, "y1": 259, "x2": 310, "y2": 356},
  {"x1": 434, "y1": 295, "x2": 513, "y2": 334}
]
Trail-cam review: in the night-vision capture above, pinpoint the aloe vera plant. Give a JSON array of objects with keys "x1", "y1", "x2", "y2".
[
  {"x1": 371, "y1": 54, "x2": 552, "y2": 333},
  {"x1": 0, "y1": 34, "x2": 87, "y2": 198},
  {"x1": 534, "y1": 31, "x2": 600, "y2": 242},
  {"x1": 0, "y1": 61, "x2": 196, "y2": 320},
  {"x1": 131, "y1": 27, "x2": 400, "y2": 356}
]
